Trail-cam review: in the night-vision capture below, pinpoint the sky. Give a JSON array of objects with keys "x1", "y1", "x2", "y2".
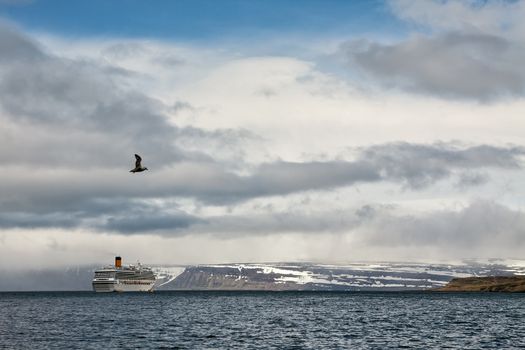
[{"x1": 2, "y1": 0, "x2": 525, "y2": 270}]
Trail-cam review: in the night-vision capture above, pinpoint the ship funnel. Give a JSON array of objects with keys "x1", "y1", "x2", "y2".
[{"x1": 115, "y1": 256, "x2": 122, "y2": 268}]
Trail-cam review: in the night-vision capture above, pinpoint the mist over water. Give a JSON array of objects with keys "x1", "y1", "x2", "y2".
[{"x1": 1, "y1": 291, "x2": 524, "y2": 349}]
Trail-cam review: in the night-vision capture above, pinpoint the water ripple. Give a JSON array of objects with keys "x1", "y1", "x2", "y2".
[{"x1": 1, "y1": 291, "x2": 525, "y2": 349}]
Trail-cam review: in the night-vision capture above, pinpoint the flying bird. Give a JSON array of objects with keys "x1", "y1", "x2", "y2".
[{"x1": 130, "y1": 154, "x2": 148, "y2": 173}]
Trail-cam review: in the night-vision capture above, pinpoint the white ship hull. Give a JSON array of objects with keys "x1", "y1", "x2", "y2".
[{"x1": 92, "y1": 279, "x2": 155, "y2": 293}]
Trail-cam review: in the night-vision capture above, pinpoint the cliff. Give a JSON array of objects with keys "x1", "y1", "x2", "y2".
[
  {"x1": 437, "y1": 276, "x2": 525, "y2": 292},
  {"x1": 167, "y1": 266, "x2": 306, "y2": 291}
]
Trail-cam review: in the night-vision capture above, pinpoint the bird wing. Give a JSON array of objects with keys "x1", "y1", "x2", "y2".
[{"x1": 134, "y1": 154, "x2": 142, "y2": 167}]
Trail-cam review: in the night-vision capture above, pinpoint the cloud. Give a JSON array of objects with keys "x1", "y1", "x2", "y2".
[
  {"x1": 104, "y1": 212, "x2": 204, "y2": 234},
  {"x1": 456, "y1": 171, "x2": 488, "y2": 188},
  {"x1": 92, "y1": 199, "x2": 525, "y2": 263},
  {"x1": 343, "y1": 0, "x2": 525, "y2": 101},
  {"x1": 357, "y1": 142, "x2": 523, "y2": 188},
  {"x1": 361, "y1": 200, "x2": 525, "y2": 257},
  {"x1": 0, "y1": 140, "x2": 521, "y2": 233},
  {"x1": 0, "y1": 212, "x2": 79, "y2": 229},
  {"x1": 2, "y1": 141, "x2": 521, "y2": 207},
  {"x1": 0, "y1": 21, "x2": 43, "y2": 62},
  {"x1": 189, "y1": 199, "x2": 525, "y2": 260},
  {"x1": 346, "y1": 31, "x2": 525, "y2": 101},
  {"x1": 388, "y1": 0, "x2": 525, "y2": 34}
]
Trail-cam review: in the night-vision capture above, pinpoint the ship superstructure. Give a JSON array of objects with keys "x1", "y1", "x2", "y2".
[{"x1": 92, "y1": 256, "x2": 156, "y2": 292}]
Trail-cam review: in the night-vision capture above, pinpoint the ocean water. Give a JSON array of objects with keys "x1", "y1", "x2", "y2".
[{"x1": 1, "y1": 291, "x2": 524, "y2": 349}]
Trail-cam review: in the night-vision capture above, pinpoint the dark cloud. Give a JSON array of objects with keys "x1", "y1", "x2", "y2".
[
  {"x1": 0, "y1": 22, "x2": 43, "y2": 62},
  {"x1": 104, "y1": 212, "x2": 204, "y2": 234},
  {"x1": 456, "y1": 172, "x2": 488, "y2": 188},
  {"x1": 0, "y1": 212, "x2": 79, "y2": 229},
  {"x1": 357, "y1": 142, "x2": 523, "y2": 189},
  {"x1": 345, "y1": 31, "x2": 525, "y2": 101}
]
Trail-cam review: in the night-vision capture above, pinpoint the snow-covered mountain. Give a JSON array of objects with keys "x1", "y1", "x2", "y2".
[{"x1": 155, "y1": 260, "x2": 525, "y2": 291}]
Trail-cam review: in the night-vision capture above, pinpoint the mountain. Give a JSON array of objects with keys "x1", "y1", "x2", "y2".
[{"x1": 155, "y1": 261, "x2": 525, "y2": 291}]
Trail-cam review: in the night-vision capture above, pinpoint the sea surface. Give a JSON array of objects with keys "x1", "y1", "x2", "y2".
[{"x1": 1, "y1": 291, "x2": 524, "y2": 349}]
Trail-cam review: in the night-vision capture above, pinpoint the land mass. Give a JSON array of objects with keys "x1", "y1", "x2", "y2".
[
  {"x1": 155, "y1": 262, "x2": 520, "y2": 291},
  {"x1": 437, "y1": 276, "x2": 525, "y2": 292}
]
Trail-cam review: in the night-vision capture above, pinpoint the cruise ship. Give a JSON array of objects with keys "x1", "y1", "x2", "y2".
[{"x1": 92, "y1": 257, "x2": 156, "y2": 292}]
